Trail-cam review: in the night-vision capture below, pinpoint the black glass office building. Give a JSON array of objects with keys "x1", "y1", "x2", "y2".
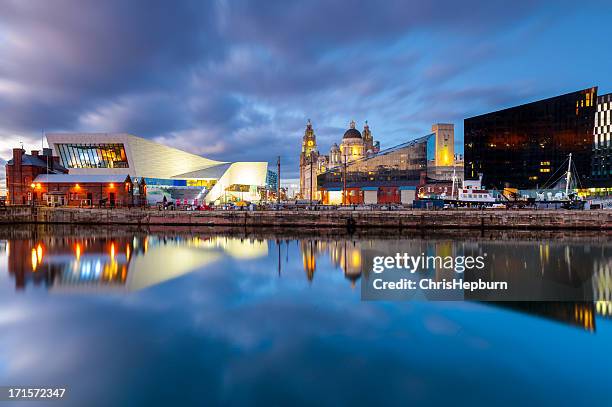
[{"x1": 464, "y1": 87, "x2": 598, "y2": 189}]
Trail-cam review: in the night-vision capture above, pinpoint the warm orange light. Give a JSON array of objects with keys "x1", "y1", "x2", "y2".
[
  {"x1": 31, "y1": 248, "x2": 37, "y2": 271},
  {"x1": 75, "y1": 184, "x2": 80, "y2": 190},
  {"x1": 36, "y1": 183, "x2": 42, "y2": 189},
  {"x1": 109, "y1": 183, "x2": 115, "y2": 188},
  {"x1": 30, "y1": 183, "x2": 35, "y2": 189},
  {"x1": 75, "y1": 243, "x2": 81, "y2": 260},
  {"x1": 36, "y1": 244, "x2": 43, "y2": 263},
  {"x1": 126, "y1": 244, "x2": 130, "y2": 260},
  {"x1": 110, "y1": 242, "x2": 115, "y2": 258}
]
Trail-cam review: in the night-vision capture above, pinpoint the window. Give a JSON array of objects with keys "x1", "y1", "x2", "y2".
[{"x1": 56, "y1": 144, "x2": 128, "y2": 169}]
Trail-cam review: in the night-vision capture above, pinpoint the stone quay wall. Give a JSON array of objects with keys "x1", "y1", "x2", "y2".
[{"x1": 1, "y1": 206, "x2": 611, "y2": 230}]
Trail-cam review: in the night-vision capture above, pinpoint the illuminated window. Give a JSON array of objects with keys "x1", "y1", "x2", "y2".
[
  {"x1": 57, "y1": 143, "x2": 128, "y2": 169},
  {"x1": 540, "y1": 168, "x2": 550, "y2": 173}
]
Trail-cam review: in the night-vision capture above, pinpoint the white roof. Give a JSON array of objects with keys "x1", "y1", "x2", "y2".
[
  {"x1": 33, "y1": 174, "x2": 130, "y2": 183},
  {"x1": 45, "y1": 133, "x2": 225, "y2": 179}
]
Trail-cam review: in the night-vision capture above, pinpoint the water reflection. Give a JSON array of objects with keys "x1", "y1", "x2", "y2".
[
  {"x1": 1, "y1": 229, "x2": 611, "y2": 333},
  {"x1": 1, "y1": 228, "x2": 611, "y2": 405},
  {"x1": 4, "y1": 235, "x2": 268, "y2": 293}
]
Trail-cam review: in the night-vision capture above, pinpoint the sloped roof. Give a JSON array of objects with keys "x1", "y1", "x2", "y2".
[
  {"x1": 171, "y1": 163, "x2": 233, "y2": 179},
  {"x1": 33, "y1": 174, "x2": 130, "y2": 183},
  {"x1": 7, "y1": 154, "x2": 68, "y2": 172}
]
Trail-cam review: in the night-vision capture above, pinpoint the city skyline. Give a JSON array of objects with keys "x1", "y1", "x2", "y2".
[{"x1": 1, "y1": 1, "x2": 612, "y2": 178}]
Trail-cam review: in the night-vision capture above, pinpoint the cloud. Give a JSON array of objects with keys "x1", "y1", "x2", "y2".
[{"x1": 0, "y1": 0, "x2": 610, "y2": 177}]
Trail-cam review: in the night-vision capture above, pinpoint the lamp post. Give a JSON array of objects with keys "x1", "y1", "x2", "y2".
[{"x1": 277, "y1": 156, "x2": 281, "y2": 205}]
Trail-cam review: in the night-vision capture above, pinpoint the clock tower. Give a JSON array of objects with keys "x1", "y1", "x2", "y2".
[
  {"x1": 299, "y1": 119, "x2": 320, "y2": 200},
  {"x1": 301, "y1": 119, "x2": 317, "y2": 155}
]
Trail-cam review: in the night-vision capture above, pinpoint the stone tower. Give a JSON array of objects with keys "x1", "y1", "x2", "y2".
[{"x1": 299, "y1": 119, "x2": 319, "y2": 200}]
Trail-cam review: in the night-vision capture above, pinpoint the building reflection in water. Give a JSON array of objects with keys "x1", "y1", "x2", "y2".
[
  {"x1": 298, "y1": 237, "x2": 610, "y2": 331},
  {"x1": 593, "y1": 256, "x2": 612, "y2": 317},
  {"x1": 2, "y1": 233, "x2": 610, "y2": 331},
  {"x1": 4, "y1": 235, "x2": 268, "y2": 293}
]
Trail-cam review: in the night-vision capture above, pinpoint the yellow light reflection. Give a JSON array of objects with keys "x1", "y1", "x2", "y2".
[
  {"x1": 31, "y1": 248, "x2": 38, "y2": 271},
  {"x1": 36, "y1": 244, "x2": 43, "y2": 263},
  {"x1": 75, "y1": 243, "x2": 81, "y2": 261},
  {"x1": 350, "y1": 250, "x2": 361, "y2": 269}
]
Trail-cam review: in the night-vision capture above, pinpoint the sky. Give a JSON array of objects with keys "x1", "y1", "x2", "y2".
[{"x1": 1, "y1": 0, "x2": 612, "y2": 178}]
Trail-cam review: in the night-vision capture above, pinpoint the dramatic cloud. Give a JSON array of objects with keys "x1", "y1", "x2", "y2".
[{"x1": 1, "y1": 0, "x2": 611, "y2": 176}]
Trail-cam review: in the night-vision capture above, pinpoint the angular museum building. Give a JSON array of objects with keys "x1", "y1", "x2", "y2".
[
  {"x1": 464, "y1": 87, "x2": 598, "y2": 190},
  {"x1": 45, "y1": 133, "x2": 268, "y2": 204}
]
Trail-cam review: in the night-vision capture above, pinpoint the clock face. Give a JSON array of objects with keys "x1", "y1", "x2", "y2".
[{"x1": 307, "y1": 140, "x2": 314, "y2": 147}]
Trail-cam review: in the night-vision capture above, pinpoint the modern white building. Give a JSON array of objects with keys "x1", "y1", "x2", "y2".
[{"x1": 45, "y1": 133, "x2": 268, "y2": 204}]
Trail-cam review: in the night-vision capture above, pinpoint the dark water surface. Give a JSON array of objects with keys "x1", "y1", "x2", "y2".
[{"x1": 0, "y1": 225, "x2": 611, "y2": 406}]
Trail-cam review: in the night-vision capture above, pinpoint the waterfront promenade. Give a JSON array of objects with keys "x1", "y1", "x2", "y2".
[{"x1": 1, "y1": 206, "x2": 611, "y2": 230}]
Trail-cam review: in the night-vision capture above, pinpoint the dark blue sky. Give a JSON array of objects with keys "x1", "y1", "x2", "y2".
[{"x1": 1, "y1": 0, "x2": 611, "y2": 177}]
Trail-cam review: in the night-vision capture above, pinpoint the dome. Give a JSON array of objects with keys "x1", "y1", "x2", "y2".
[
  {"x1": 343, "y1": 120, "x2": 362, "y2": 139},
  {"x1": 343, "y1": 128, "x2": 362, "y2": 139}
]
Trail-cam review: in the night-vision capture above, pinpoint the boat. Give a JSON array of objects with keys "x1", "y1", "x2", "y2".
[{"x1": 442, "y1": 172, "x2": 499, "y2": 207}]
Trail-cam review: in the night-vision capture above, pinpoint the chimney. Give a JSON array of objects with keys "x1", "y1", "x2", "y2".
[
  {"x1": 31, "y1": 150, "x2": 39, "y2": 157},
  {"x1": 12, "y1": 148, "x2": 23, "y2": 167}
]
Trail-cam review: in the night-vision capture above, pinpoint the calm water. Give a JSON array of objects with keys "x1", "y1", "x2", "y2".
[{"x1": 0, "y1": 226, "x2": 611, "y2": 406}]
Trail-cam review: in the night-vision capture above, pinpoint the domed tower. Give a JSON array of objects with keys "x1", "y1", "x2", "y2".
[
  {"x1": 340, "y1": 120, "x2": 365, "y2": 163},
  {"x1": 362, "y1": 120, "x2": 376, "y2": 155},
  {"x1": 330, "y1": 143, "x2": 341, "y2": 166}
]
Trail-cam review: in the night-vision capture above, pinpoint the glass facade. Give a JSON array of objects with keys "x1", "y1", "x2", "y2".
[
  {"x1": 464, "y1": 88, "x2": 597, "y2": 189},
  {"x1": 56, "y1": 144, "x2": 129, "y2": 169},
  {"x1": 592, "y1": 93, "x2": 612, "y2": 187},
  {"x1": 317, "y1": 135, "x2": 429, "y2": 188}
]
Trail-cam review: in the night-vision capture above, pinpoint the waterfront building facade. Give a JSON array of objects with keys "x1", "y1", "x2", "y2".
[
  {"x1": 30, "y1": 173, "x2": 142, "y2": 207},
  {"x1": 45, "y1": 133, "x2": 268, "y2": 204},
  {"x1": 317, "y1": 135, "x2": 429, "y2": 205},
  {"x1": 464, "y1": 87, "x2": 598, "y2": 189},
  {"x1": 299, "y1": 120, "x2": 380, "y2": 201},
  {"x1": 593, "y1": 93, "x2": 612, "y2": 188},
  {"x1": 5, "y1": 148, "x2": 67, "y2": 205},
  {"x1": 299, "y1": 119, "x2": 463, "y2": 205}
]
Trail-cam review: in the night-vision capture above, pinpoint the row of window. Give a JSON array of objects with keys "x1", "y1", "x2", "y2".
[
  {"x1": 57, "y1": 144, "x2": 129, "y2": 169},
  {"x1": 462, "y1": 193, "x2": 489, "y2": 199}
]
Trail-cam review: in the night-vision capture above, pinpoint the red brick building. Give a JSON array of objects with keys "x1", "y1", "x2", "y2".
[
  {"x1": 5, "y1": 148, "x2": 67, "y2": 205},
  {"x1": 32, "y1": 174, "x2": 143, "y2": 207}
]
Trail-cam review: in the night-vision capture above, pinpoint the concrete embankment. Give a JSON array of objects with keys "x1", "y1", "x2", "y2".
[{"x1": 1, "y1": 206, "x2": 611, "y2": 230}]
